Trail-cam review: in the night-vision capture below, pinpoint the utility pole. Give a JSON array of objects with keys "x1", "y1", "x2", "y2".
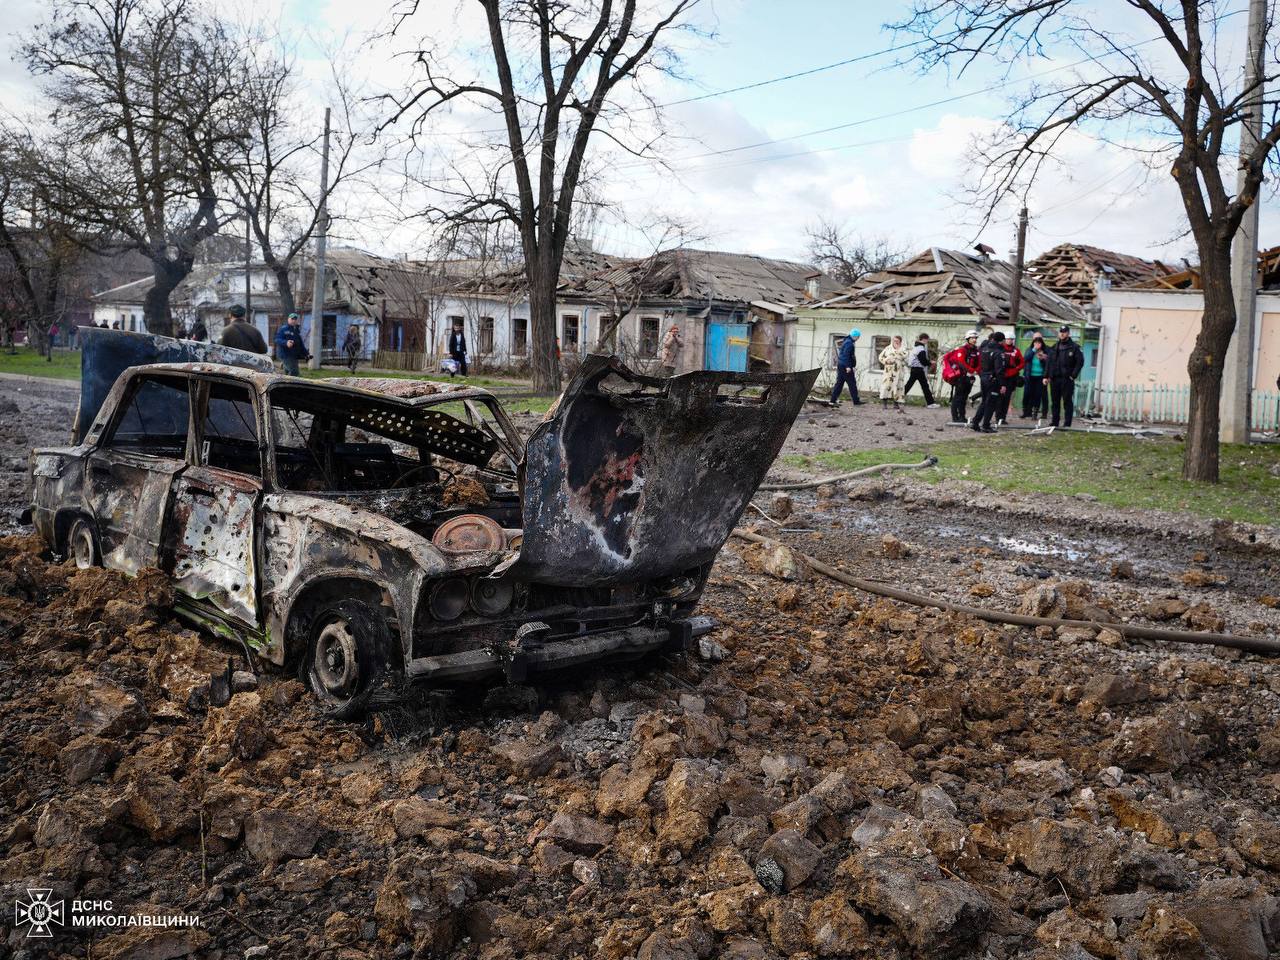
[
  {"x1": 244, "y1": 215, "x2": 252, "y2": 326},
  {"x1": 308, "y1": 107, "x2": 331, "y2": 371},
  {"x1": 1223, "y1": 0, "x2": 1267, "y2": 443},
  {"x1": 1008, "y1": 206, "x2": 1028, "y2": 327}
]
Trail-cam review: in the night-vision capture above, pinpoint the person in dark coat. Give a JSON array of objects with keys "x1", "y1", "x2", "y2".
[
  {"x1": 448, "y1": 320, "x2": 468, "y2": 377},
  {"x1": 188, "y1": 317, "x2": 208, "y2": 341},
  {"x1": 829, "y1": 328, "x2": 863, "y2": 406},
  {"x1": 1021, "y1": 333, "x2": 1049, "y2": 419},
  {"x1": 219, "y1": 304, "x2": 268, "y2": 354},
  {"x1": 274, "y1": 312, "x2": 310, "y2": 375},
  {"x1": 1044, "y1": 324, "x2": 1085, "y2": 428},
  {"x1": 970, "y1": 332, "x2": 1009, "y2": 433}
]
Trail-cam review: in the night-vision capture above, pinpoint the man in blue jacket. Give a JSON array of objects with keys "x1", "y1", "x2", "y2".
[
  {"x1": 275, "y1": 312, "x2": 310, "y2": 376},
  {"x1": 829, "y1": 328, "x2": 863, "y2": 406}
]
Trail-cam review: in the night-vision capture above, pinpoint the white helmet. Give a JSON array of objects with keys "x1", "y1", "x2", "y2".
[{"x1": 964, "y1": 329, "x2": 980, "y2": 340}]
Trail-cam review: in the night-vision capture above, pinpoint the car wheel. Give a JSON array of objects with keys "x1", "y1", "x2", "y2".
[
  {"x1": 67, "y1": 516, "x2": 99, "y2": 570},
  {"x1": 303, "y1": 599, "x2": 390, "y2": 719}
]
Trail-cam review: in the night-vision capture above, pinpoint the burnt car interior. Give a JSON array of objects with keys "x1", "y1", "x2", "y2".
[
  {"x1": 266, "y1": 385, "x2": 521, "y2": 534},
  {"x1": 108, "y1": 375, "x2": 191, "y2": 458}
]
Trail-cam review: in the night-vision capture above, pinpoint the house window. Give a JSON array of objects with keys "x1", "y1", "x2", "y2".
[
  {"x1": 479, "y1": 316, "x2": 495, "y2": 354},
  {"x1": 869, "y1": 335, "x2": 892, "y2": 371},
  {"x1": 562, "y1": 314, "x2": 579, "y2": 350},
  {"x1": 640, "y1": 317, "x2": 660, "y2": 357},
  {"x1": 829, "y1": 333, "x2": 845, "y2": 368},
  {"x1": 322, "y1": 315, "x2": 337, "y2": 350},
  {"x1": 513, "y1": 318, "x2": 528, "y2": 355}
]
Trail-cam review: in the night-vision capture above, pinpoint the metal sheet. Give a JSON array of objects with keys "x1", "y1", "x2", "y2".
[
  {"x1": 170, "y1": 467, "x2": 260, "y2": 628},
  {"x1": 76, "y1": 328, "x2": 273, "y2": 443},
  {"x1": 513, "y1": 355, "x2": 817, "y2": 587}
]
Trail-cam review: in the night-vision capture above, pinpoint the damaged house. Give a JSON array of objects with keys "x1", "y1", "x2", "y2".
[{"x1": 790, "y1": 247, "x2": 1084, "y2": 394}]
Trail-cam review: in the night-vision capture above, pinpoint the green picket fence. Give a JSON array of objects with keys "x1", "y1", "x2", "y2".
[{"x1": 1075, "y1": 382, "x2": 1280, "y2": 430}]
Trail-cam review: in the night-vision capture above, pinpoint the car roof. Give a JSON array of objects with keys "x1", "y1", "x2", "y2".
[{"x1": 131, "y1": 363, "x2": 502, "y2": 407}]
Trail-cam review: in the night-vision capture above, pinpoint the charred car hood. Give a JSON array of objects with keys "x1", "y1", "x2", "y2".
[{"x1": 513, "y1": 355, "x2": 817, "y2": 587}]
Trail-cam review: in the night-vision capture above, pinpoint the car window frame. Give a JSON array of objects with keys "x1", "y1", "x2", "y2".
[
  {"x1": 97, "y1": 371, "x2": 198, "y2": 463},
  {"x1": 189, "y1": 375, "x2": 267, "y2": 480}
]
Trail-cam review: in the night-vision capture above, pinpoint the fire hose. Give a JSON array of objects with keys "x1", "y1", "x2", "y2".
[
  {"x1": 758, "y1": 455, "x2": 939, "y2": 491},
  {"x1": 732, "y1": 530, "x2": 1280, "y2": 656}
]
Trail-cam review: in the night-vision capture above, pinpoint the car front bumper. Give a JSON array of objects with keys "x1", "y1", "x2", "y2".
[{"x1": 404, "y1": 616, "x2": 716, "y2": 683}]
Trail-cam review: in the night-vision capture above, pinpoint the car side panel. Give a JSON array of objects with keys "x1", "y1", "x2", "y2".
[
  {"x1": 170, "y1": 465, "x2": 261, "y2": 629},
  {"x1": 85, "y1": 449, "x2": 186, "y2": 576}
]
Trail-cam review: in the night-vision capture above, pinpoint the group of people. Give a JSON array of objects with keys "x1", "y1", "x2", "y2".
[
  {"x1": 942, "y1": 325, "x2": 1085, "y2": 431},
  {"x1": 177, "y1": 305, "x2": 363, "y2": 375},
  {"x1": 829, "y1": 330, "x2": 943, "y2": 412},
  {"x1": 829, "y1": 325, "x2": 1086, "y2": 431}
]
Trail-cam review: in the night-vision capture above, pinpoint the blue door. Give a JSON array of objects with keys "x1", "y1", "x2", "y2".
[{"x1": 705, "y1": 322, "x2": 750, "y2": 372}]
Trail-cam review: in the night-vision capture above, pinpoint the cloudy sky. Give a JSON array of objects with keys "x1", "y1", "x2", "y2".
[{"x1": 3, "y1": 0, "x2": 1275, "y2": 266}]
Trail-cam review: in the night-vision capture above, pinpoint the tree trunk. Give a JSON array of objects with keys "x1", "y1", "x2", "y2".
[
  {"x1": 143, "y1": 260, "x2": 188, "y2": 337},
  {"x1": 1183, "y1": 244, "x2": 1236, "y2": 482},
  {"x1": 273, "y1": 264, "x2": 297, "y2": 317},
  {"x1": 528, "y1": 264, "x2": 562, "y2": 395}
]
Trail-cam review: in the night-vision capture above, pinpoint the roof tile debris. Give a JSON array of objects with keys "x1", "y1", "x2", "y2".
[
  {"x1": 807, "y1": 248, "x2": 1084, "y2": 325},
  {"x1": 1025, "y1": 243, "x2": 1171, "y2": 305}
]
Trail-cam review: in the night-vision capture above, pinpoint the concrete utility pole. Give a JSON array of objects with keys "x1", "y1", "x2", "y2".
[
  {"x1": 1008, "y1": 206, "x2": 1029, "y2": 326},
  {"x1": 244, "y1": 215, "x2": 252, "y2": 325},
  {"x1": 308, "y1": 107, "x2": 331, "y2": 371},
  {"x1": 1223, "y1": 0, "x2": 1268, "y2": 443}
]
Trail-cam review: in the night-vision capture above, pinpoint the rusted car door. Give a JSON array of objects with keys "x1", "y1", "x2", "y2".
[
  {"x1": 86, "y1": 374, "x2": 193, "y2": 575},
  {"x1": 168, "y1": 378, "x2": 263, "y2": 628}
]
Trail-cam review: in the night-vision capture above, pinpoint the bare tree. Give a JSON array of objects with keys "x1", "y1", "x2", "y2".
[
  {"x1": 803, "y1": 218, "x2": 909, "y2": 288},
  {"x1": 22, "y1": 0, "x2": 247, "y2": 336},
  {"x1": 891, "y1": 2, "x2": 1280, "y2": 482},
  {"x1": 0, "y1": 124, "x2": 92, "y2": 359},
  {"x1": 232, "y1": 35, "x2": 379, "y2": 318},
  {"x1": 384, "y1": 0, "x2": 703, "y2": 394}
]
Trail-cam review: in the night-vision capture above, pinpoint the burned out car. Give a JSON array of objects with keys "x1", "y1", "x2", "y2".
[{"x1": 28, "y1": 330, "x2": 816, "y2": 713}]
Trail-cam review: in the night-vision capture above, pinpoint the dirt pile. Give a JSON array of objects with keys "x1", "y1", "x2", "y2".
[{"x1": 1, "y1": 514, "x2": 1279, "y2": 958}]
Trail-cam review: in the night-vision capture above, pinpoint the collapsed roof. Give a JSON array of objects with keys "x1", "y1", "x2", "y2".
[
  {"x1": 1128, "y1": 243, "x2": 1280, "y2": 292},
  {"x1": 1025, "y1": 244, "x2": 1171, "y2": 306},
  {"x1": 561, "y1": 248, "x2": 841, "y2": 307},
  {"x1": 807, "y1": 248, "x2": 1084, "y2": 326}
]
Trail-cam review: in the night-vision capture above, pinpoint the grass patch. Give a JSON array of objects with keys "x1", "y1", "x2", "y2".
[
  {"x1": 784, "y1": 432, "x2": 1280, "y2": 526},
  {"x1": 0, "y1": 348, "x2": 81, "y2": 380}
]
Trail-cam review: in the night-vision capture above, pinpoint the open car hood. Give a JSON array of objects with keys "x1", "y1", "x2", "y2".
[
  {"x1": 75, "y1": 328, "x2": 274, "y2": 443},
  {"x1": 513, "y1": 355, "x2": 818, "y2": 587}
]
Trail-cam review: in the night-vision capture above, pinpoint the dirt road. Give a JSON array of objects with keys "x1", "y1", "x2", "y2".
[{"x1": 1, "y1": 374, "x2": 1278, "y2": 959}]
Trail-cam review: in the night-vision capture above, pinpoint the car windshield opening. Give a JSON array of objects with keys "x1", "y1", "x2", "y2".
[{"x1": 268, "y1": 385, "x2": 499, "y2": 493}]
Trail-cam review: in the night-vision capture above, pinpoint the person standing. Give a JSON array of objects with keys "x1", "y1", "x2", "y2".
[
  {"x1": 996, "y1": 335, "x2": 1025, "y2": 425},
  {"x1": 448, "y1": 320, "x2": 468, "y2": 377},
  {"x1": 904, "y1": 333, "x2": 939, "y2": 407},
  {"x1": 942, "y1": 330, "x2": 980, "y2": 423},
  {"x1": 829, "y1": 328, "x2": 863, "y2": 406},
  {"x1": 1021, "y1": 333, "x2": 1049, "y2": 419},
  {"x1": 1044, "y1": 324, "x2": 1085, "y2": 428},
  {"x1": 187, "y1": 316, "x2": 208, "y2": 341},
  {"x1": 659, "y1": 324, "x2": 684, "y2": 376},
  {"x1": 342, "y1": 325, "x2": 362, "y2": 373},
  {"x1": 878, "y1": 335, "x2": 909, "y2": 411},
  {"x1": 971, "y1": 331, "x2": 1009, "y2": 433},
  {"x1": 220, "y1": 304, "x2": 267, "y2": 354},
  {"x1": 274, "y1": 312, "x2": 310, "y2": 375}
]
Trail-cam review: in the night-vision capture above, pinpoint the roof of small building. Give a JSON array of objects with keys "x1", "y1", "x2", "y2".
[
  {"x1": 562, "y1": 248, "x2": 840, "y2": 307},
  {"x1": 1025, "y1": 243, "x2": 1170, "y2": 305},
  {"x1": 1127, "y1": 243, "x2": 1280, "y2": 292},
  {"x1": 804, "y1": 248, "x2": 1084, "y2": 326}
]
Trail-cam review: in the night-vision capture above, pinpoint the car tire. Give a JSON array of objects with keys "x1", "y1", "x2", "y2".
[
  {"x1": 67, "y1": 516, "x2": 100, "y2": 570},
  {"x1": 302, "y1": 598, "x2": 391, "y2": 719}
]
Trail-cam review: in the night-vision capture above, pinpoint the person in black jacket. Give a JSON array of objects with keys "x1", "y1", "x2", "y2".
[
  {"x1": 1044, "y1": 325, "x2": 1085, "y2": 428},
  {"x1": 448, "y1": 320, "x2": 468, "y2": 377},
  {"x1": 970, "y1": 331, "x2": 1009, "y2": 433}
]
